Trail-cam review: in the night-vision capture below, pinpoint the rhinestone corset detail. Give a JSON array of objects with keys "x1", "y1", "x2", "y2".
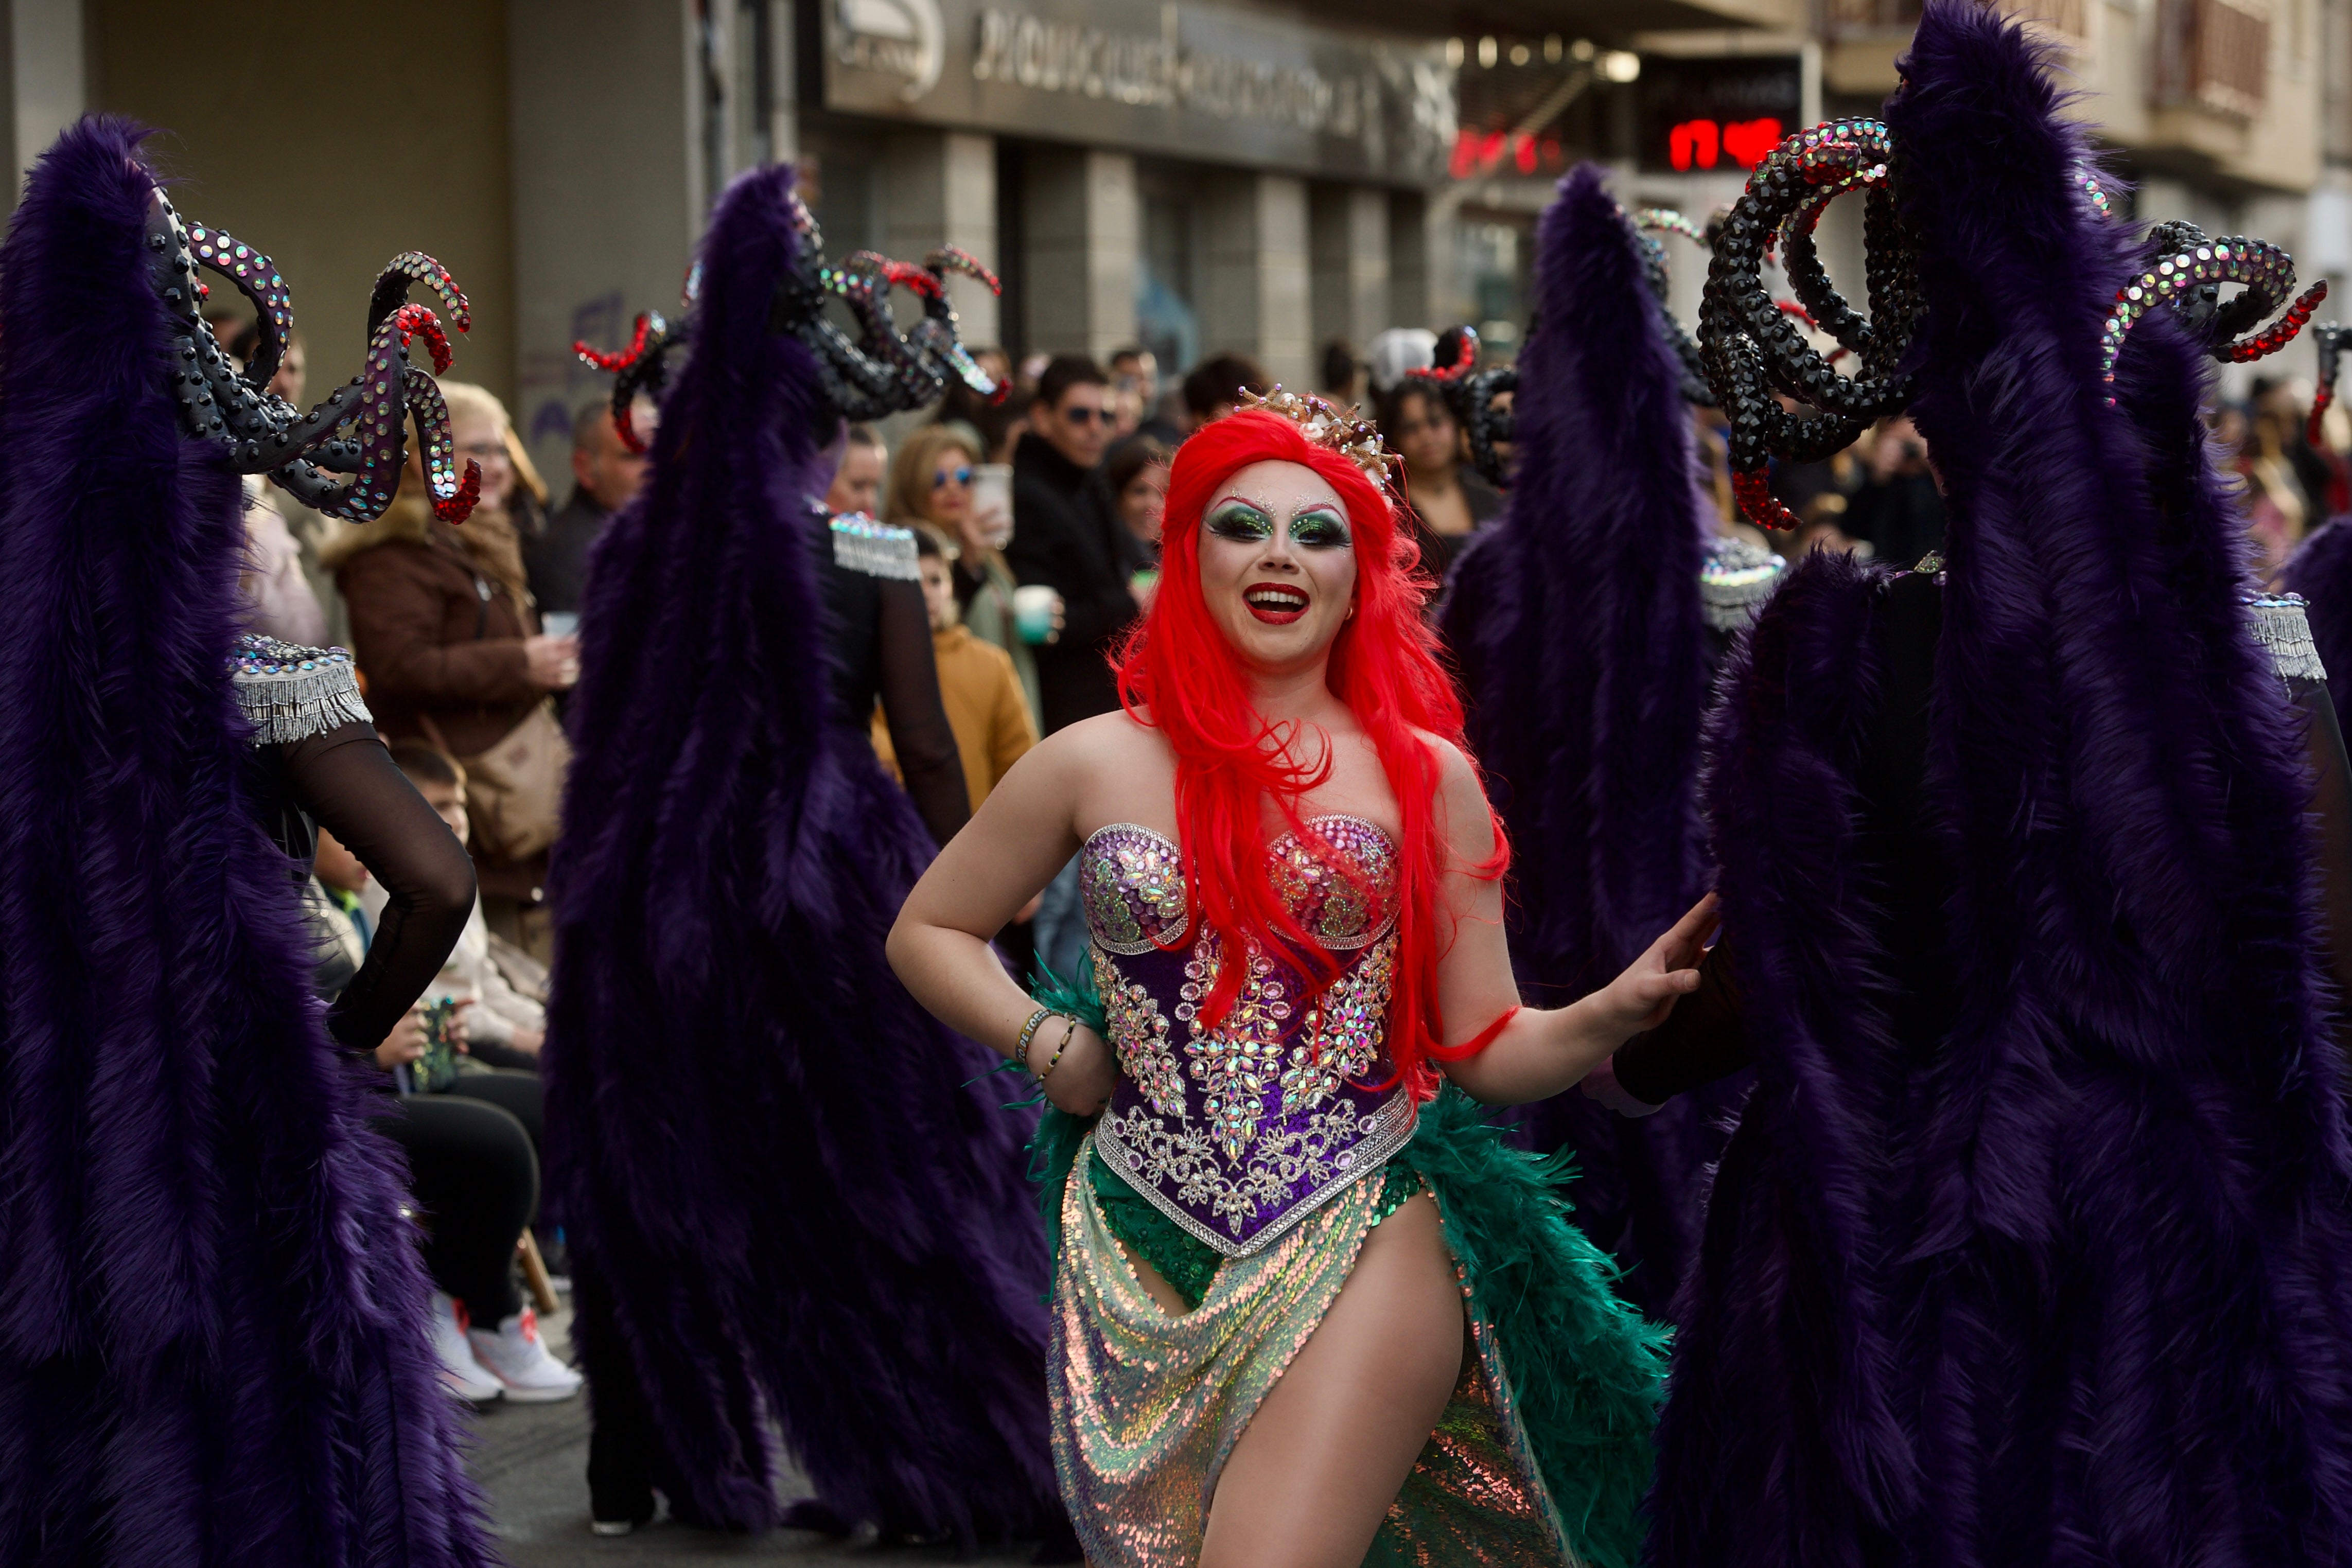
[{"x1": 1082, "y1": 816, "x2": 1415, "y2": 1258}]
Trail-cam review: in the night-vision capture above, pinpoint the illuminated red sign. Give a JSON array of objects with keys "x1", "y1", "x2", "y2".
[
  {"x1": 1450, "y1": 128, "x2": 1568, "y2": 182},
  {"x1": 1639, "y1": 56, "x2": 1801, "y2": 174},
  {"x1": 1666, "y1": 117, "x2": 1783, "y2": 171}
]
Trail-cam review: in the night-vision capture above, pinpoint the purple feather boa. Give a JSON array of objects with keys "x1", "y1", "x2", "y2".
[
  {"x1": 1442, "y1": 164, "x2": 1733, "y2": 1314},
  {"x1": 1653, "y1": 9, "x2": 2352, "y2": 1564},
  {"x1": 541, "y1": 162, "x2": 1058, "y2": 1541},
  {"x1": 0, "y1": 118, "x2": 490, "y2": 1566}
]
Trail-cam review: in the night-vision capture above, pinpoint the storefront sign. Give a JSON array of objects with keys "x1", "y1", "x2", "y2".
[{"x1": 823, "y1": 0, "x2": 1458, "y2": 185}]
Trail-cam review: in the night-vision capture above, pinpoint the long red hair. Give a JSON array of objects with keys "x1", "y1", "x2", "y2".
[{"x1": 1113, "y1": 409, "x2": 1508, "y2": 1098}]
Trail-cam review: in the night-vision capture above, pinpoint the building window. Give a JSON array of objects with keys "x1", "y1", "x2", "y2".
[{"x1": 1138, "y1": 162, "x2": 1202, "y2": 383}]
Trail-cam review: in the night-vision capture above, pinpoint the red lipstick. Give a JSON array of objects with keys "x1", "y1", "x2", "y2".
[{"x1": 1244, "y1": 584, "x2": 1309, "y2": 625}]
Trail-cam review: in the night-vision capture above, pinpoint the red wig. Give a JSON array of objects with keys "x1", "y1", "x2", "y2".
[{"x1": 1113, "y1": 409, "x2": 1508, "y2": 1098}]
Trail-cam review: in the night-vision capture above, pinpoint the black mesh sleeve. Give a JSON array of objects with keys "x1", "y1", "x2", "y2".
[
  {"x1": 1611, "y1": 939, "x2": 1752, "y2": 1105},
  {"x1": 876, "y1": 576, "x2": 972, "y2": 848},
  {"x1": 281, "y1": 722, "x2": 477, "y2": 1053}
]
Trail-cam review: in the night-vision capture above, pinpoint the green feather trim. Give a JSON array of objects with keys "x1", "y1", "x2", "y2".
[
  {"x1": 1408, "y1": 1087, "x2": 1671, "y2": 1568},
  {"x1": 1022, "y1": 952, "x2": 1105, "y2": 1267}
]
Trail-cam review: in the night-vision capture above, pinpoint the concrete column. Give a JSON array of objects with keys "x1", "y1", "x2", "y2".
[
  {"x1": 1, "y1": 0, "x2": 81, "y2": 205},
  {"x1": 508, "y1": 0, "x2": 700, "y2": 485},
  {"x1": 1201, "y1": 171, "x2": 1312, "y2": 390},
  {"x1": 1022, "y1": 146, "x2": 1138, "y2": 362},
  {"x1": 1388, "y1": 190, "x2": 1434, "y2": 331},
  {"x1": 884, "y1": 129, "x2": 1000, "y2": 348},
  {"x1": 1310, "y1": 185, "x2": 1391, "y2": 364}
]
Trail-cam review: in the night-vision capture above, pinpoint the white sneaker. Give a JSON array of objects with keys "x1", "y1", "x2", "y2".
[
  {"x1": 428, "y1": 1291, "x2": 505, "y2": 1405},
  {"x1": 467, "y1": 1307, "x2": 583, "y2": 1403}
]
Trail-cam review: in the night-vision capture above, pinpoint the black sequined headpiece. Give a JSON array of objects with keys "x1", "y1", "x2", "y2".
[
  {"x1": 1699, "y1": 118, "x2": 1921, "y2": 532},
  {"x1": 1407, "y1": 326, "x2": 1516, "y2": 489},
  {"x1": 143, "y1": 188, "x2": 478, "y2": 524},
  {"x1": 577, "y1": 192, "x2": 1002, "y2": 452},
  {"x1": 1698, "y1": 119, "x2": 2322, "y2": 530}
]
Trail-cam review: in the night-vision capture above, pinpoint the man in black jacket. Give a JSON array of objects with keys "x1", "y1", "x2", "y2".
[
  {"x1": 1005, "y1": 356, "x2": 1147, "y2": 982},
  {"x1": 1005, "y1": 355, "x2": 1147, "y2": 735}
]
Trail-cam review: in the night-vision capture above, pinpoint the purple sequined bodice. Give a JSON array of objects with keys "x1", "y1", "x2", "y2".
[{"x1": 1084, "y1": 816, "x2": 1415, "y2": 1257}]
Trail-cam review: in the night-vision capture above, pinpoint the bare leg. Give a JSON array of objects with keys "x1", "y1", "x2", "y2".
[{"x1": 1199, "y1": 1193, "x2": 1462, "y2": 1568}]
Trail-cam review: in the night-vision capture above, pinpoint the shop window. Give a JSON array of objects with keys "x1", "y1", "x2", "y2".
[
  {"x1": 1456, "y1": 217, "x2": 1529, "y2": 356},
  {"x1": 1137, "y1": 163, "x2": 1203, "y2": 386}
]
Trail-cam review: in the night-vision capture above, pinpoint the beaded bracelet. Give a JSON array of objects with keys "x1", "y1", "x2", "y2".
[
  {"x1": 1013, "y1": 1006, "x2": 1052, "y2": 1070},
  {"x1": 1030, "y1": 1014, "x2": 1079, "y2": 1081}
]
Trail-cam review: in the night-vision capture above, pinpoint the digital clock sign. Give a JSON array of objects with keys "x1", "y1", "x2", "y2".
[{"x1": 1639, "y1": 56, "x2": 1803, "y2": 174}]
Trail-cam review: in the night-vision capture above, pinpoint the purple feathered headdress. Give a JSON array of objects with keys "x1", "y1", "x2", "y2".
[
  {"x1": 542, "y1": 162, "x2": 1059, "y2": 1541},
  {"x1": 1654, "y1": 8, "x2": 2352, "y2": 1565},
  {"x1": 0, "y1": 117, "x2": 489, "y2": 1565}
]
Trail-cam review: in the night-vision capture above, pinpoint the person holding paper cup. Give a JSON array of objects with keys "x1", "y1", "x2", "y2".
[{"x1": 887, "y1": 423, "x2": 1058, "y2": 728}]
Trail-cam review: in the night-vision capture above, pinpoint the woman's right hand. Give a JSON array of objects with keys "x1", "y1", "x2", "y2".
[
  {"x1": 375, "y1": 1004, "x2": 428, "y2": 1072},
  {"x1": 524, "y1": 633, "x2": 581, "y2": 691},
  {"x1": 1025, "y1": 1017, "x2": 1116, "y2": 1115}
]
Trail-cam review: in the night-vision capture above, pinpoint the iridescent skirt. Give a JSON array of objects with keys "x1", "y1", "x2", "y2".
[{"x1": 1048, "y1": 1134, "x2": 1574, "y2": 1566}]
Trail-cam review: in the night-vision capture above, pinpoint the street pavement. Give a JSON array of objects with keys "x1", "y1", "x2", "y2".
[{"x1": 470, "y1": 1306, "x2": 1038, "y2": 1565}]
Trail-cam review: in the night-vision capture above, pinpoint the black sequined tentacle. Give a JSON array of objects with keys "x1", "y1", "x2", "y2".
[
  {"x1": 575, "y1": 312, "x2": 684, "y2": 454},
  {"x1": 141, "y1": 188, "x2": 478, "y2": 524},
  {"x1": 368, "y1": 252, "x2": 472, "y2": 338},
  {"x1": 1697, "y1": 118, "x2": 1919, "y2": 529},
  {"x1": 2098, "y1": 230, "x2": 2325, "y2": 403},
  {"x1": 181, "y1": 222, "x2": 293, "y2": 391},
  {"x1": 2311, "y1": 322, "x2": 2349, "y2": 447}
]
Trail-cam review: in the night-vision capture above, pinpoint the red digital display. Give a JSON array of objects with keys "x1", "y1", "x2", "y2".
[
  {"x1": 1665, "y1": 117, "x2": 1784, "y2": 171},
  {"x1": 1450, "y1": 128, "x2": 1568, "y2": 182}
]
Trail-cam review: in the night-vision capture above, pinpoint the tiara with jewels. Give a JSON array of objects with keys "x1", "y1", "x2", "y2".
[{"x1": 1236, "y1": 386, "x2": 1401, "y2": 485}]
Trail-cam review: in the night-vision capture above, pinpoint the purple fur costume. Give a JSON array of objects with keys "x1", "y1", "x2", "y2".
[
  {"x1": 0, "y1": 119, "x2": 490, "y2": 1566},
  {"x1": 1651, "y1": 9, "x2": 2352, "y2": 1565},
  {"x1": 2286, "y1": 516, "x2": 2352, "y2": 738},
  {"x1": 541, "y1": 163, "x2": 1060, "y2": 1541},
  {"x1": 1442, "y1": 165, "x2": 1731, "y2": 1316}
]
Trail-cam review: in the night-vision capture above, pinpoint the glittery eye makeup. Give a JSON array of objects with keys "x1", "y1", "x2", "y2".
[
  {"x1": 1206, "y1": 499, "x2": 1275, "y2": 542},
  {"x1": 1289, "y1": 506, "x2": 1351, "y2": 550}
]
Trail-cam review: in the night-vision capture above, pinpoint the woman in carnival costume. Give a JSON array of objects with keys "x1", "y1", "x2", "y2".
[
  {"x1": 1436, "y1": 166, "x2": 1777, "y2": 1316},
  {"x1": 891, "y1": 390, "x2": 1709, "y2": 1565},
  {"x1": 0, "y1": 118, "x2": 494, "y2": 1563},
  {"x1": 547, "y1": 162, "x2": 1071, "y2": 1547},
  {"x1": 1609, "y1": 8, "x2": 2352, "y2": 1564}
]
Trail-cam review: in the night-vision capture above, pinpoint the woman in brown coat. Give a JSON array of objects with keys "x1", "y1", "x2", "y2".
[{"x1": 323, "y1": 383, "x2": 575, "y2": 955}]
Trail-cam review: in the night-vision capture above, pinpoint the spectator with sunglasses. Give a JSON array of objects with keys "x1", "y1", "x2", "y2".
[
  {"x1": 886, "y1": 424, "x2": 1051, "y2": 727},
  {"x1": 1006, "y1": 355, "x2": 1148, "y2": 736},
  {"x1": 1005, "y1": 355, "x2": 1153, "y2": 983}
]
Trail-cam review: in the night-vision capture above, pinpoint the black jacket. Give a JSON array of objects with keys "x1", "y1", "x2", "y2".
[
  {"x1": 1004, "y1": 433, "x2": 1144, "y2": 733},
  {"x1": 523, "y1": 489, "x2": 611, "y2": 617}
]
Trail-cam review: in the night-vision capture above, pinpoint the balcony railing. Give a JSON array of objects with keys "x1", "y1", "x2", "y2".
[
  {"x1": 2157, "y1": 0, "x2": 2272, "y2": 121},
  {"x1": 1818, "y1": 0, "x2": 2079, "y2": 45},
  {"x1": 1817, "y1": 0, "x2": 1920, "y2": 38}
]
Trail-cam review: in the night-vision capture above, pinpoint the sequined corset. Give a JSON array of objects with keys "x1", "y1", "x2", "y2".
[{"x1": 1083, "y1": 816, "x2": 1414, "y2": 1258}]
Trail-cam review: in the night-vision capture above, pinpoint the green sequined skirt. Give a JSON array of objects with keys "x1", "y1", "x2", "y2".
[{"x1": 1044, "y1": 1090, "x2": 1669, "y2": 1568}]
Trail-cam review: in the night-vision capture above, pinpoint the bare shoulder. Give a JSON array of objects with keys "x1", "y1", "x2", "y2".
[
  {"x1": 1024, "y1": 708, "x2": 1161, "y2": 773},
  {"x1": 1416, "y1": 730, "x2": 1499, "y2": 855},
  {"x1": 1412, "y1": 729, "x2": 1485, "y2": 800}
]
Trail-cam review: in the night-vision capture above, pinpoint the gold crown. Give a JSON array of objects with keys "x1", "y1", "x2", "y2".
[{"x1": 1236, "y1": 386, "x2": 1400, "y2": 486}]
